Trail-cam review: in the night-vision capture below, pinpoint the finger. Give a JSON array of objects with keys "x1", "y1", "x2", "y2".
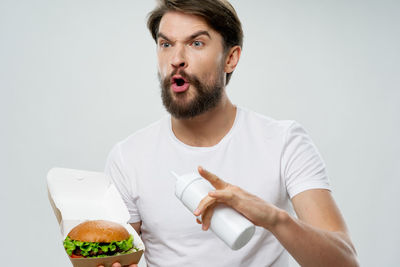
[
  {"x1": 198, "y1": 166, "x2": 227, "y2": 189},
  {"x1": 128, "y1": 265, "x2": 138, "y2": 267},
  {"x1": 194, "y1": 194, "x2": 216, "y2": 216},
  {"x1": 201, "y1": 203, "x2": 216, "y2": 231},
  {"x1": 112, "y1": 263, "x2": 122, "y2": 267},
  {"x1": 209, "y1": 188, "x2": 236, "y2": 206},
  {"x1": 98, "y1": 266, "x2": 104, "y2": 267},
  {"x1": 196, "y1": 218, "x2": 202, "y2": 224},
  {"x1": 209, "y1": 189, "x2": 233, "y2": 201}
]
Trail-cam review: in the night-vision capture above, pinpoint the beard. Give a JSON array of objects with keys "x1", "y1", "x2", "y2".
[{"x1": 159, "y1": 65, "x2": 225, "y2": 119}]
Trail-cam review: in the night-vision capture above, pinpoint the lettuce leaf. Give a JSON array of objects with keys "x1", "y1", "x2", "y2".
[{"x1": 63, "y1": 235, "x2": 136, "y2": 258}]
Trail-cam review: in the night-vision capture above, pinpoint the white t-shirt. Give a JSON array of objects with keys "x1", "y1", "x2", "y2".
[{"x1": 105, "y1": 106, "x2": 330, "y2": 267}]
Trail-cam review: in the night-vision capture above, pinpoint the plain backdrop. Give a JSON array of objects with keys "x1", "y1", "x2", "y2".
[{"x1": 1, "y1": 0, "x2": 399, "y2": 266}]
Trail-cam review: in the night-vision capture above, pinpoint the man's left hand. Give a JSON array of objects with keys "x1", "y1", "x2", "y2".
[{"x1": 194, "y1": 166, "x2": 283, "y2": 231}]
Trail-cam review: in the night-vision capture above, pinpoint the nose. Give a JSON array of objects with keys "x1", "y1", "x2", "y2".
[{"x1": 171, "y1": 45, "x2": 187, "y2": 70}]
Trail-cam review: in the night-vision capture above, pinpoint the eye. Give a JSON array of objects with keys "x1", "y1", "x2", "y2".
[
  {"x1": 192, "y1": 41, "x2": 204, "y2": 47},
  {"x1": 159, "y1": 42, "x2": 171, "y2": 48}
]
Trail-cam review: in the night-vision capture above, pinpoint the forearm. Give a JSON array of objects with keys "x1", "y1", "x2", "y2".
[
  {"x1": 195, "y1": 169, "x2": 358, "y2": 266},
  {"x1": 268, "y1": 210, "x2": 359, "y2": 267}
]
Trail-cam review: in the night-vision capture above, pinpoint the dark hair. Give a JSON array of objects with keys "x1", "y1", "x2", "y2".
[{"x1": 147, "y1": 0, "x2": 243, "y2": 85}]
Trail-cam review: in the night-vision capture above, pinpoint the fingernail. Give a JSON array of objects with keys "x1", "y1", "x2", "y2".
[
  {"x1": 194, "y1": 208, "x2": 200, "y2": 215},
  {"x1": 202, "y1": 224, "x2": 208, "y2": 231}
]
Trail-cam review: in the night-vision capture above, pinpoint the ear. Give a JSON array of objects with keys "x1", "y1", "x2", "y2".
[{"x1": 224, "y1": 46, "x2": 241, "y2": 74}]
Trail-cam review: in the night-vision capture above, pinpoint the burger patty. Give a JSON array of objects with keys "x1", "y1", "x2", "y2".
[{"x1": 73, "y1": 246, "x2": 125, "y2": 257}]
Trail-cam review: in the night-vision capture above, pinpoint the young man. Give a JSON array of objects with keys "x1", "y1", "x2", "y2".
[{"x1": 102, "y1": 1, "x2": 358, "y2": 266}]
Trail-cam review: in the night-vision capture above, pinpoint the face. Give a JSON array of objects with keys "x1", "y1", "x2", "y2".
[{"x1": 157, "y1": 11, "x2": 227, "y2": 119}]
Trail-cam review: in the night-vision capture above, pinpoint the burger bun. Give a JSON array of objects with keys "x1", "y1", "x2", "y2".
[{"x1": 68, "y1": 220, "x2": 130, "y2": 243}]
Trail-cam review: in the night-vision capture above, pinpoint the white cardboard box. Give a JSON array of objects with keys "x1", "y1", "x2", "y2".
[{"x1": 47, "y1": 168, "x2": 145, "y2": 267}]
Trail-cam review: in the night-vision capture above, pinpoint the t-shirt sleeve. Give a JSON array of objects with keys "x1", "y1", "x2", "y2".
[
  {"x1": 104, "y1": 143, "x2": 141, "y2": 223},
  {"x1": 281, "y1": 122, "x2": 331, "y2": 199}
]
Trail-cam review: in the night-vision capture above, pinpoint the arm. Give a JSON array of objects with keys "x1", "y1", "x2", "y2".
[
  {"x1": 130, "y1": 221, "x2": 142, "y2": 236},
  {"x1": 104, "y1": 145, "x2": 143, "y2": 267},
  {"x1": 270, "y1": 189, "x2": 358, "y2": 267},
  {"x1": 195, "y1": 167, "x2": 359, "y2": 267}
]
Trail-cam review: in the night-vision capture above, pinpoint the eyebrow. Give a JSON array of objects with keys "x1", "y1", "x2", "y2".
[
  {"x1": 157, "y1": 30, "x2": 212, "y2": 43},
  {"x1": 157, "y1": 32, "x2": 172, "y2": 42},
  {"x1": 187, "y1": 30, "x2": 211, "y2": 41}
]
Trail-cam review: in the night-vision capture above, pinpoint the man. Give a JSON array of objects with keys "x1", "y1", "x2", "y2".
[{"x1": 102, "y1": 0, "x2": 359, "y2": 266}]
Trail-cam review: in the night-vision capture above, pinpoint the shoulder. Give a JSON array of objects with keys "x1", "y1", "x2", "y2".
[
  {"x1": 123, "y1": 116, "x2": 167, "y2": 143},
  {"x1": 237, "y1": 106, "x2": 298, "y2": 140},
  {"x1": 110, "y1": 115, "x2": 170, "y2": 157}
]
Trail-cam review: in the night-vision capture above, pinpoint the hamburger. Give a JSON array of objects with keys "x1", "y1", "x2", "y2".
[{"x1": 63, "y1": 220, "x2": 135, "y2": 258}]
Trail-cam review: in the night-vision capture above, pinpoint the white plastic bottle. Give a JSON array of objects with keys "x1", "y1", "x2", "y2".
[{"x1": 172, "y1": 171, "x2": 255, "y2": 250}]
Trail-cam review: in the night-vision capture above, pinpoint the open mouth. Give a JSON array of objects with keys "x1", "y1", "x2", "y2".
[
  {"x1": 174, "y1": 78, "x2": 185, "y2": 86},
  {"x1": 171, "y1": 75, "x2": 190, "y2": 93}
]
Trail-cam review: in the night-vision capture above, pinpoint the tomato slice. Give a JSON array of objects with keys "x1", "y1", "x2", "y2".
[{"x1": 70, "y1": 254, "x2": 84, "y2": 258}]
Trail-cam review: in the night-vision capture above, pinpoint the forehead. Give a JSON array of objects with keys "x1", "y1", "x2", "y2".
[{"x1": 158, "y1": 11, "x2": 219, "y2": 39}]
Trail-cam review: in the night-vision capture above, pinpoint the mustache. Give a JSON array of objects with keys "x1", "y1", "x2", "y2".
[{"x1": 167, "y1": 69, "x2": 192, "y2": 84}]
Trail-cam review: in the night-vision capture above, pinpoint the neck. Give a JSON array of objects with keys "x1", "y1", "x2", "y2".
[{"x1": 171, "y1": 92, "x2": 236, "y2": 147}]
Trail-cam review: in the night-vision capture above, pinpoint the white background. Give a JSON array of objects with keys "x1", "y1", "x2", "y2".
[{"x1": 1, "y1": 0, "x2": 399, "y2": 266}]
